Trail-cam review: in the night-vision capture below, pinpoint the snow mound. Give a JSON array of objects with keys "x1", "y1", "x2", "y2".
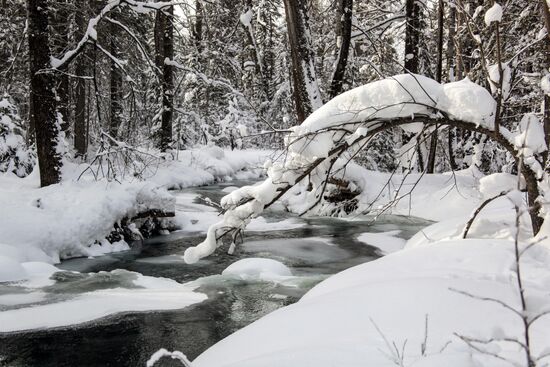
[
  {"x1": 437, "y1": 77, "x2": 496, "y2": 127},
  {"x1": 0, "y1": 255, "x2": 28, "y2": 282},
  {"x1": 357, "y1": 230, "x2": 406, "y2": 254},
  {"x1": 479, "y1": 173, "x2": 524, "y2": 199},
  {"x1": 222, "y1": 258, "x2": 292, "y2": 281}
]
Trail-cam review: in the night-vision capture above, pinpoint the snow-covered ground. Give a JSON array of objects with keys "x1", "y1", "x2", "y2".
[{"x1": 194, "y1": 235, "x2": 550, "y2": 367}]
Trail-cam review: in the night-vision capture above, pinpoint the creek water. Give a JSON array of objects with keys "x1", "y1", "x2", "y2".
[{"x1": 0, "y1": 181, "x2": 430, "y2": 367}]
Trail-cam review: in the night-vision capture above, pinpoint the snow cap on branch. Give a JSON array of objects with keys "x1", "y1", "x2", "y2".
[{"x1": 484, "y1": 3, "x2": 503, "y2": 26}]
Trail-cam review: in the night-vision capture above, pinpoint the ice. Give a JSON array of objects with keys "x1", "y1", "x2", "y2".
[
  {"x1": 222, "y1": 258, "x2": 292, "y2": 281},
  {"x1": 241, "y1": 237, "x2": 349, "y2": 265},
  {"x1": 0, "y1": 269, "x2": 206, "y2": 332},
  {"x1": 0, "y1": 291, "x2": 47, "y2": 307},
  {"x1": 356, "y1": 230, "x2": 406, "y2": 254}
]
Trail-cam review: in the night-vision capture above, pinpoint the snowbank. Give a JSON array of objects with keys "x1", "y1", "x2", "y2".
[{"x1": 193, "y1": 240, "x2": 550, "y2": 367}]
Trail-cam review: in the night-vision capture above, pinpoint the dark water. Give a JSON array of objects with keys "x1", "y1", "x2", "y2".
[{"x1": 0, "y1": 182, "x2": 430, "y2": 367}]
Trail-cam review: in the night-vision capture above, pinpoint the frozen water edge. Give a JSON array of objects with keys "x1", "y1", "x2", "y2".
[{"x1": 0, "y1": 270, "x2": 206, "y2": 333}]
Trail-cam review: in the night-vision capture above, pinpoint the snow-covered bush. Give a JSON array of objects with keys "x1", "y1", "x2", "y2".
[{"x1": 0, "y1": 97, "x2": 35, "y2": 177}]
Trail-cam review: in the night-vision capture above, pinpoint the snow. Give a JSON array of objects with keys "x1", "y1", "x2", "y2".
[
  {"x1": 438, "y1": 77, "x2": 496, "y2": 127},
  {"x1": 147, "y1": 348, "x2": 192, "y2": 367},
  {"x1": 184, "y1": 75, "x2": 503, "y2": 263},
  {"x1": 542, "y1": 74, "x2": 550, "y2": 95},
  {"x1": 478, "y1": 172, "x2": 523, "y2": 199},
  {"x1": 484, "y1": 3, "x2": 503, "y2": 26},
  {"x1": 515, "y1": 114, "x2": 547, "y2": 157},
  {"x1": 239, "y1": 10, "x2": 253, "y2": 27},
  {"x1": 222, "y1": 258, "x2": 292, "y2": 281},
  {"x1": 357, "y1": 230, "x2": 406, "y2": 254},
  {"x1": 0, "y1": 255, "x2": 28, "y2": 282},
  {"x1": 193, "y1": 239, "x2": 550, "y2": 367},
  {"x1": 487, "y1": 62, "x2": 512, "y2": 99}
]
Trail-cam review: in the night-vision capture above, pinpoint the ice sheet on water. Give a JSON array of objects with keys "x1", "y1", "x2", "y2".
[
  {"x1": 0, "y1": 268, "x2": 205, "y2": 332},
  {"x1": 242, "y1": 237, "x2": 350, "y2": 265}
]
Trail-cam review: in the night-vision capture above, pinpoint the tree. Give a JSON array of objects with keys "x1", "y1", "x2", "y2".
[
  {"x1": 328, "y1": 0, "x2": 353, "y2": 99},
  {"x1": 50, "y1": 0, "x2": 71, "y2": 132},
  {"x1": 74, "y1": 2, "x2": 90, "y2": 157},
  {"x1": 426, "y1": 0, "x2": 445, "y2": 174},
  {"x1": 28, "y1": 0, "x2": 63, "y2": 186},
  {"x1": 109, "y1": 16, "x2": 123, "y2": 139},
  {"x1": 404, "y1": 0, "x2": 423, "y2": 73},
  {"x1": 154, "y1": 5, "x2": 174, "y2": 152},
  {"x1": 283, "y1": 0, "x2": 323, "y2": 123}
]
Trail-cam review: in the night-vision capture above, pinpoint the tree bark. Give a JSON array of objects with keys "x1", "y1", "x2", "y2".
[
  {"x1": 192, "y1": 0, "x2": 203, "y2": 55},
  {"x1": 109, "y1": 19, "x2": 123, "y2": 139},
  {"x1": 155, "y1": 6, "x2": 174, "y2": 151},
  {"x1": 28, "y1": 0, "x2": 63, "y2": 186},
  {"x1": 50, "y1": 0, "x2": 70, "y2": 131},
  {"x1": 426, "y1": 0, "x2": 444, "y2": 173},
  {"x1": 283, "y1": 0, "x2": 323, "y2": 123},
  {"x1": 328, "y1": 0, "x2": 353, "y2": 99},
  {"x1": 404, "y1": 0, "x2": 422, "y2": 73},
  {"x1": 540, "y1": 0, "x2": 550, "y2": 165},
  {"x1": 74, "y1": 2, "x2": 89, "y2": 157}
]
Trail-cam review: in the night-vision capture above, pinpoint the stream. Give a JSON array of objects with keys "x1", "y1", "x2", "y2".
[{"x1": 0, "y1": 181, "x2": 430, "y2": 367}]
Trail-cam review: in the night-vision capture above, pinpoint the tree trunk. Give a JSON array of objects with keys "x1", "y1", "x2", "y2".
[
  {"x1": 155, "y1": 6, "x2": 174, "y2": 152},
  {"x1": 540, "y1": 0, "x2": 550, "y2": 165},
  {"x1": 74, "y1": 2, "x2": 89, "y2": 157},
  {"x1": 192, "y1": 0, "x2": 203, "y2": 55},
  {"x1": 426, "y1": 0, "x2": 444, "y2": 174},
  {"x1": 283, "y1": 0, "x2": 323, "y2": 123},
  {"x1": 404, "y1": 0, "x2": 422, "y2": 73},
  {"x1": 50, "y1": 0, "x2": 70, "y2": 131},
  {"x1": 109, "y1": 20, "x2": 123, "y2": 139},
  {"x1": 328, "y1": 0, "x2": 353, "y2": 99},
  {"x1": 28, "y1": 0, "x2": 63, "y2": 186}
]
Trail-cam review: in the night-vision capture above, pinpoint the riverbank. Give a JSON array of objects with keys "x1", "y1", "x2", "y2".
[{"x1": 192, "y1": 170, "x2": 550, "y2": 367}]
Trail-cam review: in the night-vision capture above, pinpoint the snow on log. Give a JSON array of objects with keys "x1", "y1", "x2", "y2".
[{"x1": 183, "y1": 74, "x2": 508, "y2": 264}]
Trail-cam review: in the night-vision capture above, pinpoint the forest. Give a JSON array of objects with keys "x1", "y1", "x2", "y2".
[{"x1": 0, "y1": 0, "x2": 549, "y2": 366}]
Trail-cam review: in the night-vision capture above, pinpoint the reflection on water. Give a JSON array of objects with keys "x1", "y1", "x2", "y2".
[{"x1": 0, "y1": 181, "x2": 430, "y2": 367}]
